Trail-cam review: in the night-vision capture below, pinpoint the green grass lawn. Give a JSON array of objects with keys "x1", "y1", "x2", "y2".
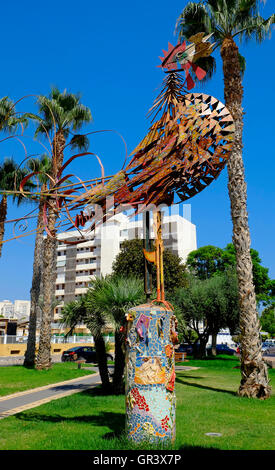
[
  {"x1": 0, "y1": 356, "x2": 274, "y2": 450},
  {"x1": 0, "y1": 362, "x2": 95, "y2": 397}
]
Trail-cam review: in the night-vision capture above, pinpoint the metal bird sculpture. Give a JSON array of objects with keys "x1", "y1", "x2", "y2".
[
  {"x1": 17, "y1": 33, "x2": 235, "y2": 307},
  {"x1": 58, "y1": 33, "x2": 234, "y2": 218}
]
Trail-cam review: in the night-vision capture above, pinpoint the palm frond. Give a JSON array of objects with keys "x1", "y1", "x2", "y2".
[
  {"x1": 69, "y1": 134, "x2": 90, "y2": 151},
  {"x1": 59, "y1": 298, "x2": 87, "y2": 336},
  {"x1": 63, "y1": 105, "x2": 92, "y2": 131},
  {"x1": 176, "y1": 2, "x2": 213, "y2": 39},
  {"x1": 34, "y1": 87, "x2": 92, "y2": 137},
  {"x1": 195, "y1": 55, "x2": 217, "y2": 82},
  {"x1": 238, "y1": 52, "x2": 246, "y2": 76},
  {"x1": 0, "y1": 96, "x2": 30, "y2": 134},
  {"x1": 86, "y1": 276, "x2": 144, "y2": 329},
  {"x1": 0, "y1": 157, "x2": 35, "y2": 205},
  {"x1": 236, "y1": 12, "x2": 275, "y2": 42},
  {"x1": 26, "y1": 154, "x2": 52, "y2": 185}
]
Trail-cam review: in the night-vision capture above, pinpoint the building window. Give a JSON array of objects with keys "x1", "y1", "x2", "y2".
[
  {"x1": 56, "y1": 284, "x2": 65, "y2": 290},
  {"x1": 120, "y1": 229, "x2": 128, "y2": 237},
  {"x1": 57, "y1": 250, "x2": 65, "y2": 256}
]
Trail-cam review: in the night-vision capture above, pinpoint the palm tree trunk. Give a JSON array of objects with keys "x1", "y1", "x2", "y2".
[
  {"x1": 36, "y1": 131, "x2": 65, "y2": 370},
  {"x1": 0, "y1": 195, "x2": 8, "y2": 258},
  {"x1": 112, "y1": 330, "x2": 125, "y2": 394},
  {"x1": 24, "y1": 191, "x2": 45, "y2": 367},
  {"x1": 94, "y1": 334, "x2": 111, "y2": 391},
  {"x1": 221, "y1": 37, "x2": 271, "y2": 398},
  {"x1": 35, "y1": 205, "x2": 56, "y2": 370}
]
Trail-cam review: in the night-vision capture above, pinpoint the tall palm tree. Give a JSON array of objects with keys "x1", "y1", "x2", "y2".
[
  {"x1": 88, "y1": 276, "x2": 144, "y2": 394},
  {"x1": 0, "y1": 158, "x2": 34, "y2": 257},
  {"x1": 176, "y1": 0, "x2": 274, "y2": 398},
  {"x1": 32, "y1": 87, "x2": 92, "y2": 370},
  {"x1": 23, "y1": 155, "x2": 52, "y2": 367}
]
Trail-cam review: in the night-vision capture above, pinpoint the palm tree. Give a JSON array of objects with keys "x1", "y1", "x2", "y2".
[
  {"x1": 60, "y1": 291, "x2": 112, "y2": 392},
  {"x1": 85, "y1": 281, "x2": 116, "y2": 391},
  {"x1": 88, "y1": 276, "x2": 144, "y2": 394},
  {"x1": 32, "y1": 87, "x2": 92, "y2": 370},
  {"x1": 176, "y1": 0, "x2": 274, "y2": 398},
  {"x1": 0, "y1": 158, "x2": 34, "y2": 257},
  {"x1": 23, "y1": 155, "x2": 52, "y2": 367}
]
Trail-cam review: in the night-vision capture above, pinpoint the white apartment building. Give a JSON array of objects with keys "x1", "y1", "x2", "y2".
[
  {"x1": 14, "y1": 300, "x2": 31, "y2": 320},
  {"x1": 0, "y1": 300, "x2": 14, "y2": 318},
  {"x1": 0, "y1": 299, "x2": 30, "y2": 320},
  {"x1": 54, "y1": 211, "x2": 197, "y2": 318}
]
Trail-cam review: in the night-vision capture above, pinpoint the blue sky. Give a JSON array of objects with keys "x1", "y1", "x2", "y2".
[{"x1": 0, "y1": 0, "x2": 274, "y2": 301}]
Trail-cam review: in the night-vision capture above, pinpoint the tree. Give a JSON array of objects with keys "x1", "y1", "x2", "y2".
[
  {"x1": 187, "y1": 245, "x2": 224, "y2": 279},
  {"x1": 23, "y1": 155, "x2": 52, "y2": 367},
  {"x1": 207, "y1": 268, "x2": 240, "y2": 355},
  {"x1": 222, "y1": 244, "x2": 275, "y2": 303},
  {"x1": 0, "y1": 158, "x2": 34, "y2": 257},
  {"x1": 87, "y1": 276, "x2": 145, "y2": 394},
  {"x1": 260, "y1": 305, "x2": 275, "y2": 337},
  {"x1": 173, "y1": 270, "x2": 239, "y2": 357},
  {"x1": 32, "y1": 88, "x2": 92, "y2": 370},
  {"x1": 187, "y1": 243, "x2": 275, "y2": 303},
  {"x1": 85, "y1": 278, "x2": 116, "y2": 391},
  {"x1": 60, "y1": 291, "x2": 111, "y2": 391},
  {"x1": 176, "y1": 0, "x2": 274, "y2": 398},
  {"x1": 112, "y1": 238, "x2": 188, "y2": 294}
]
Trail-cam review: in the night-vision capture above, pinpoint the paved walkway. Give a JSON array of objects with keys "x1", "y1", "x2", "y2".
[
  {"x1": 0, "y1": 364, "x2": 197, "y2": 420},
  {"x1": 0, "y1": 370, "x2": 101, "y2": 419}
]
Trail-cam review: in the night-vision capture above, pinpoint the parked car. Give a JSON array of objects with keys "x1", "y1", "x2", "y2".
[
  {"x1": 176, "y1": 343, "x2": 195, "y2": 355},
  {"x1": 262, "y1": 342, "x2": 272, "y2": 352},
  {"x1": 61, "y1": 346, "x2": 113, "y2": 363},
  {"x1": 207, "y1": 344, "x2": 236, "y2": 355},
  {"x1": 263, "y1": 346, "x2": 275, "y2": 356}
]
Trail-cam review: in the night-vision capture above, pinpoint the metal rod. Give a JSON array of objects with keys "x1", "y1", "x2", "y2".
[{"x1": 143, "y1": 210, "x2": 152, "y2": 302}]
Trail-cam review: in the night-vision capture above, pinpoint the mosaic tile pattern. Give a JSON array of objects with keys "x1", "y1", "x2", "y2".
[{"x1": 125, "y1": 304, "x2": 177, "y2": 444}]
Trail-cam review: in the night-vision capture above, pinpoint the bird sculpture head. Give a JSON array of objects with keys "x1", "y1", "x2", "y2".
[{"x1": 159, "y1": 32, "x2": 215, "y2": 89}]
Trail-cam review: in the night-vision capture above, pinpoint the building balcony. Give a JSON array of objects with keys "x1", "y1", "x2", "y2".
[
  {"x1": 75, "y1": 287, "x2": 88, "y2": 295},
  {"x1": 76, "y1": 240, "x2": 95, "y2": 248},
  {"x1": 76, "y1": 251, "x2": 96, "y2": 260},
  {"x1": 57, "y1": 244, "x2": 67, "y2": 250},
  {"x1": 56, "y1": 255, "x2": 66, "y2": 262},
  {"x1": 55, "y1": 289, "x2": 65, "y2": 296},
  {"x1": 75, "y1": 275, "x2": 93, "y2": 283},
  {"x1": 76, "y1": 262, "x2": 97, "y2": 271}
]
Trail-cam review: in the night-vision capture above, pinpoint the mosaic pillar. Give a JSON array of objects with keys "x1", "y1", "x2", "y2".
[{"x1": 125, "y1": 304, "x2": 177, "y2": 444}]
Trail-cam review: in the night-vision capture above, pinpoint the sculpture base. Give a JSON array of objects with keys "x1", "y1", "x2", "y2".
[{"x1": 125, "y1": 304, "x2": 176, "y2": 444}]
